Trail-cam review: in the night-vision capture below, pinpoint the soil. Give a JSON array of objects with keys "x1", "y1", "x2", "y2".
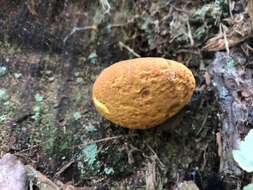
[{"x1": 0, "y1": 0, "x2": 252, "y2": 189}]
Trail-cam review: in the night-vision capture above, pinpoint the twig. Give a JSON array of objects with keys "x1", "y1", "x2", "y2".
[
  {"x1": 118, "y1": 41, "x2": 141, "y2": 58},
  {"x1": 55, "y1": 160, "x2": 75, "y2": 177},
  {"x1": 246, "y1": 44, "x2": 253, "y2": 52},
  {"x1": 145, "y1": 143, "x2": 165, "y2": 169},
  {"x1": 221, "y1": 24, "x2": 230, "y2": 55},
  {"x1": 186, "y1": 18, "x2": 194, "y2": 46},
  {"x1": 196, "y1": 111, "x2": 209, "y2": 137},
  {"x1": 99, "y1": 0, "x2": 111, "y2": 14},
  {"x1": 14, "y1": 144, "x2": 41, "y2": 154},
  {"x1": 70, "y1": 134, "x2": 138, "y2": 149},
  {"x1": 228, "y1": 0, "x2": 234, "y2": 19},
  {"x1": 170, "y1": 5, "x2": 192, "y2": 14},
  {"x1": 63, "y1": 25, "x2": 97, "y2": 44},
  {"x1": 176, "y1": 49, "x2": 200, "y2": 55}
]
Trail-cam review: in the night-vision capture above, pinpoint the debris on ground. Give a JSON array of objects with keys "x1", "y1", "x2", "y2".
[
  {"x1": 174, "y1": 181, "x2": 200, "y2": 190},
  {"x1": 0, "y1": 0, "x2": 253, "y2": 189},
  {"x1": 208, "y1": 51, "x2": 252, "y2": 175},
  {"x1": 0, "y1": 154, "x2": 27, "y2": 190}
]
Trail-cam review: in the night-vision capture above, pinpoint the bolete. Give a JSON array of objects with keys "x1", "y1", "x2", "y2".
[{"x1": 92, "y1": 57, "x2": 195, "y2": 129}]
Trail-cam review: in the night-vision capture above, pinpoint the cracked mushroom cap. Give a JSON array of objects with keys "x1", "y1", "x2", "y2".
[{"x1": 92, "y1": 57, "x2": 195, "y2": 129}]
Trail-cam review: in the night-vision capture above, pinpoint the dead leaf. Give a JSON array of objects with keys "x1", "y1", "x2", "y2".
[
  {"x1": 204, "y1": 71, "x2": 211, "y2": 85},
  {"x1": 145, "y1": 158, "x2": 157, "y2": 190},
  {"x1": 27, "y1": 0, "x2": 37, "y2": 16},
  {"x1": 216, "y1": 132, "x2": 222, "y2": 157},
  {"x1": 248, "y1": 0, "x2": 253, "y2": 28},
  {"x1": 174, "y1": 181, "x2": 200, "y2": 190},
  {"x1": 203, "y1": 15, "x2": 252, "y2": 51},
  {"x1": 63, "y1": 184, "x2": 94, "y2": 190}
]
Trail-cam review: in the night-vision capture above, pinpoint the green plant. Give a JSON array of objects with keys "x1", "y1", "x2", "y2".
[
  {"x1": 14, "y1": 73, "x2": 22, "y2": 79},
  {"x1": 0, "y1": 66, "x2": 7, "y2": 77},
  {"x1": 73, "y1": 112, "x2": 81, "y2": 121},
  {"x1": 31, "y1": 93, "x2": 43, "y2": 124},
  {"x1": 77, "y1": 143, "x2": 101, "y2": 179},
  {"x1": 104, "y1": 167, "x2": 114, "y2": 175},
  {"x1": 83, "y1": 123, "x2": 97, "y2": 132},
  {"x1": 0, "y1": 115, "x2": 6, "y2": 124},
  {"x1": 83, "y1": 143, "x2": 97, "y2": 165},
  {"x1": 243, "y1": 183, "x2": 253, "y2": 190},
  {"x1": 232, "y1": 129, "x2": 253, "y2": 172},
  {"x1": 88, "y1": 51, "x2": 97, "y2": 64},
  {"x1": 0, "y1": 89, "x2": 8, "y2": 101}
]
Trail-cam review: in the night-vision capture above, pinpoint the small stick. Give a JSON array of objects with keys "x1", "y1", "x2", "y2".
[
  {"x1": 221, "y1": 24, "x2": 230, "y2": 55},
  {"x1": 186, "y1": 19, "x2": 194, "y2": 46},
  {"x1": 63, "y1": 25, "x2": 97, "y2": 43},
  {"x1": 55, "y1": 160, "x2": 75, "y2": 177},
  {"x1": 118, "y1": 41, "x2": 141, "y2": 58},
  {"x1": 70, "y1": 134, "x2": 138, "y2": 149}
]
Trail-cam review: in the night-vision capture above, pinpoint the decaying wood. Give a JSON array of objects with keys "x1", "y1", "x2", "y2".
[
  {"x1": 248, "y1": 0, "x2": 253, "y2": 28},
  {"x1": 208, "y1": 51, "x2": 253, "y2": 175}
]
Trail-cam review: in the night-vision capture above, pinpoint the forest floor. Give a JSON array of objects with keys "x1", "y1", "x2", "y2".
[{"x1": 0, "y1": 0, "x2": 253, "y2": 190}]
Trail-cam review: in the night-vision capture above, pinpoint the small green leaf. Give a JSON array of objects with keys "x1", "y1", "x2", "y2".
[
  {"x1": 83, "y1": 143, "x2": 97, "y2": 165},
  {"x1": 233, "y1": 129, "x2": 253, "y2": 172},
  {"x1": 243, "y1": 184, "x2": 253, "y2": 190},
  {"x1": 33, "y1": 105, "x2": 41, "y2": 112},
  {"x1": 84, "y1": 123, "x2": 97, "y2": 132},
  {"x1": 14, "y1": 73, "x2": 22, "y2": 79},
  {"x1": 104, "y1": 167, "x2": 114, "y2": 175},
  {"x1": 35, "y1": 94, "x2": 43, "y2": 102},
  {"x1": 0, "y1": 115, "x2": 6, "y2": 123},
  {"x1": 76, "y1": 77, "x2": 84, "y2": 84},
  {"x1": 88, "y1": 51, "x2": 97, "y2": 64},
  {"x1": 0, "y1": 66, "x2": 7, "y2": 77},
  {"x1": 73, "y1": 112, "x2": 81, "y2": 120},
  {"x1": 0, "y1": 89, "x2": 8, "y2": 101}
]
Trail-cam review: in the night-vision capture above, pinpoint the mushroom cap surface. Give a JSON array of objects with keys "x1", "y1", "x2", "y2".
[{"x1": 92, "y1": 57, "x2": 195, "y2": 129}]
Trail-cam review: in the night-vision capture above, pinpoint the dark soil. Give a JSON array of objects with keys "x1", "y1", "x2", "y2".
[{"x1": 0, "y1": 0, "x2": 252, "y2": 189}]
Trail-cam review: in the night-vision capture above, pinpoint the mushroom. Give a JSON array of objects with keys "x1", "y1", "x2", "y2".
[{"x1": 92, "y1": 57, "x2": 195, "y2": 129}]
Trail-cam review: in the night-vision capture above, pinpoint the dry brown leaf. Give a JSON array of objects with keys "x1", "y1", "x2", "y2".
[
  {"x1": 63, "y1": 182, "x2": 94, "y2": 190},
  {"x1": 203, "y1": 34, "x2": 244, "y2": 52},
  {"x1": 63, "y1": 184, "x2": 94, "y2": 190},
  {"x1": 174, "y1": 181, "x2": 200, "y2": 190},
  {"x1": 203, "y1": 15, "x2": 252, "y2": 51},
  {"x1": 216, "y1": 132, "x2": 222, "y2": 157},
  {"x1": 145, "y1": 160, "x2": 156, "y2": 190},
  {"x1": 27, "y1": 0, "x2": 37, "y2": 16},
  {"x1": 248, "y1": 0, "x2": 253, "y2": 28}
]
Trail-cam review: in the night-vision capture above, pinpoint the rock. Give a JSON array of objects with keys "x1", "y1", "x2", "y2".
[
  {"x1": 175, "y1": 181, "x2": 199, "y2": 190},
  {"x1": 0, "y1": 153, "x2": 27, "y2": 190},
  {"x1": 92, "y1": 57, "x2": 195, "y2": 129}
]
